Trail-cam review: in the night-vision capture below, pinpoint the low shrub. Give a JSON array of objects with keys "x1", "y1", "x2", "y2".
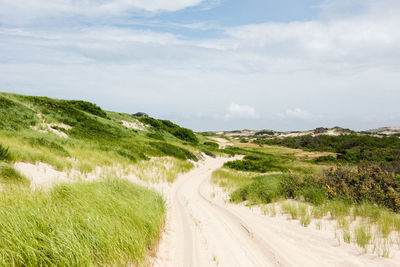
[
  {"x1": 224, "y1": 159, "x2": 286, "y2": 173},
  {"x1": 231, "y1": 175, "x2": 283, "y2": 204},
  {"x1": 312, "y1": 155, "x2": 337, "y2": 163},
  {"x1": 150, "y1": 142, "x2": 198, "y2": 161},
  {"x1": 170, "y1": 127, "x2": 198, "y2": 143},
  {"x1": 138, "y1": 118, "x2": 198, "y2": 143},
  {"x1": 283, "y1": 164, "x2": 400, "y2": 212},
  {"x1": 67, "y1": 100, "x2": 108, "y2": 119},
  {"x1": 323, "y1": 165, "x2": 400, "y2": 212},
  {"x1": 203, "y1": 141, "x2": 219, "y2": 149}
]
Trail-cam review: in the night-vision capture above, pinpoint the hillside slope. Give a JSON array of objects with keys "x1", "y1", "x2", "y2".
[{"x1": 0, "y1": 91, "x2": 222, "y2": 266}]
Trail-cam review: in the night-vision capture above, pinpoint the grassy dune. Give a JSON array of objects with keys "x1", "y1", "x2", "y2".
[
  {"x1": 0, "y1": 179, "x2": 165, "y2": 266},
  {"x1": 0, "y1": 91, "x2": 213, "y2": 265}
]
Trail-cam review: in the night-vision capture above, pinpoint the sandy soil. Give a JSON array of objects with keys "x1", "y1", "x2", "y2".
[{"x1": 153, "y1": 156, "x2": 400, "y2": 267}]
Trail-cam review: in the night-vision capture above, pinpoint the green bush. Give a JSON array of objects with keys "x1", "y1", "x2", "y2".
[
  {"x1": 283, "y1": 165, "x2": 400, "y2": 212},
  {"x1": 150, "y1": 142, "x2": 197, "y2": 161},
  {"x1": 224, "y1": 159, "x2": 286, "y2": 173},
  {"x1": 138, "y1": 118, "x2": 198, "y2": 143},
  {"x1": 67, "y1": 100, "x2": 108, "y2": 119},
  {"x1": 300, "y1": 186, "x2": 327, "y2": 205},
  {"x1": 170, "y1": 127, "x2": 198, "y2": 143},
  {"x1": 203, "y1": 141, "x2": 219, "y2": 149},
  {"x1": 323, "y1": 165, "x2": 400, "y2": 211},
  {"x1": 231, "y1": 175, "x2": 283, "y2": 204},
  {"x1": 312, "y1": 155, "x2": 337, "y2": 163}
]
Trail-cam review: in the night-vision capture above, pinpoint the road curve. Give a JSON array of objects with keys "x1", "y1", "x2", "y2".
[{"x1": 154, "y1": 157, "x2": 399, "y2": 267}]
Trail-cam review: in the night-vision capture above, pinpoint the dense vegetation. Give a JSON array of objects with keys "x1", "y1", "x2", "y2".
[
  {"x1": 0, "y1": 179, "x2": 165, "y2": 266},
  {"x1": 259, "y1": 134, "x2": 400, "y2": 164},
  {"x1": 281, "y1": 165, "x2": 400, "y2": 211},
  {"x1": 137, "y1": 117, "x2": 198, "y2": 143}
]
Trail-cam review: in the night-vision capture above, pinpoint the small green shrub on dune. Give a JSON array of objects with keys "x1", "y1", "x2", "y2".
[
  {"x1": 224, "y1": 159, "x2": 287, "y2": 173},
  {"x1": 67, "y1": 100, "x2": 108, "y2": 118},
  {"x1": 150, "y1": 142, "x2": 198, "y2": 161},
  {"x1": 137, "y1": 117, "x2": 198, "y2": 143},
  {"x1": 0, "y1": 179, "x2": 165, "y2": 266},
  {"x1": 231, "y1": 175, "x2": 283, "y2": 204},
  {"x1": 203, "y1": 141, "x2": 219, "y2": 149}
]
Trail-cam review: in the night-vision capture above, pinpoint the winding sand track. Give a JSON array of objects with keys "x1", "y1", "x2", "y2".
[{"x1": 154, "y1": 156, "x2": 399, "y2": 267}]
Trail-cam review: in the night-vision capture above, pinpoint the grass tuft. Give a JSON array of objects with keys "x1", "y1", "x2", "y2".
[{"x1": 0, "y1": 178, "x2": 165, "y2": 266}]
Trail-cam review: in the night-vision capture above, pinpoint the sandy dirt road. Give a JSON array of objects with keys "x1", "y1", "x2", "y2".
[{"x1": 154, "y1": 156, "x2": 400, "y2": 267}]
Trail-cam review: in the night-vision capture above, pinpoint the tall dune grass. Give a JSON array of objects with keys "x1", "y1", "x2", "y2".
[{"x1": 0, "y1": 178, "x2": 165, "y2": 266}]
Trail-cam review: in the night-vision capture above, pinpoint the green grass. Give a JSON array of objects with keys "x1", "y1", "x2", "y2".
[
  {"x1": 0, "y1": 178, "x2": 165, "y2": 266},
  {"x1": 130, "y1": 157, "x2": 194, "y2": 183},
  {"x1": 0, "y1": 163, "x2": 29, "y2": 186},
  {"x1": 354, "y1": 225, "x2": 371, "y2": 251},
  {"x1": 281, "y1": 201, "x2": 299, "y2": 220},
  {"x1": 230, "y1": 174, "x2": 284, "y2": 204},
  {"x1": 211, "y1": 168, "x2": 255, "y2": 190}
]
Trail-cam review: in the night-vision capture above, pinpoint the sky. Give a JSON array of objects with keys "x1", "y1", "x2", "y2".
[{"x1": 0, "y1": 0, "x2": 399, "y2": 131}]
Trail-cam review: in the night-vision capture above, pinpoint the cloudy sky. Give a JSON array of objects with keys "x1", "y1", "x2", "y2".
[{"x1": 1, "y1": 0, "x2": 399, "y2": 131}]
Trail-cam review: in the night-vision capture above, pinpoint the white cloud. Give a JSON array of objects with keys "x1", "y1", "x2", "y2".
[
  {"x1": 0, "y1": 0, "x2": 204, "y2": 25},
  {"x1": 224, "y1": 103, "x2": 259, "y2": 120},
  {"x1": 0, "y1": 0, "x2": 400, "y2": 130}
]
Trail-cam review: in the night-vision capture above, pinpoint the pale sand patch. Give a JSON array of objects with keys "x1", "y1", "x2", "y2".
[
  {"x1": 121, "y1": 119, "x2": 148, "y2": 131},
  {"x1": 14, "y1": 160, "x2": 173, "y2": 195},
  {"x1": 30, "y1": 113, "x2": 72, "y2": 138},
  {"x1": 15, "y1": 162, "x2": 73, "y2": 189}
]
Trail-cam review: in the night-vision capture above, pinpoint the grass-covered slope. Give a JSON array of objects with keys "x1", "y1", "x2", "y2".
[
  {"x1": 0, "y1": 91, "x2": 219, "y2": 265},
  {"x1": 0, "y1": 92, "x2": 212, "y2": 175}
]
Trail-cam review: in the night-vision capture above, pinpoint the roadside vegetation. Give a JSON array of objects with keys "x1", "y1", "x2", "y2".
[
  {"x1": 212, "y1": 136, "x2": 400, "y2": 257},
  {"x1": 0, "y1": 179, "x2": 165, "y2": 266}
]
